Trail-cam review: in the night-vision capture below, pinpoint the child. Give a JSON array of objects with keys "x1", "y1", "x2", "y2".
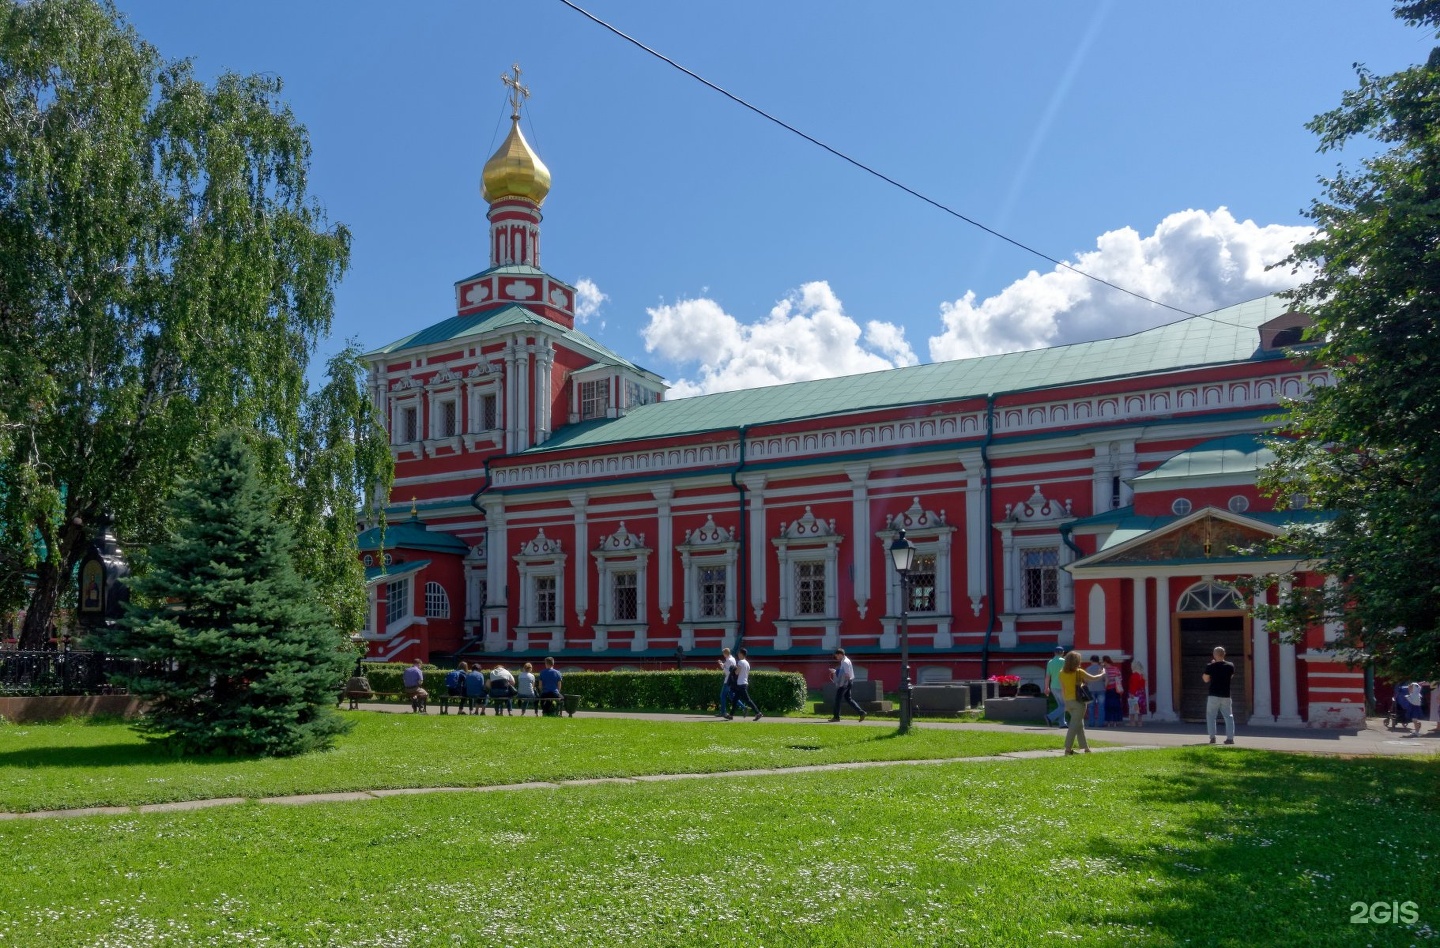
[{"x1": 1127, "y1": 661, "x2": 1147, "y2": 727}]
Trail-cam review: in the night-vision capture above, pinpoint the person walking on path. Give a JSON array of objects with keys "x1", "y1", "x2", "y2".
[
  {"x1": 716, "y1": 648, "x2": 737, "y2": 718},
  {"x1": 1060, "y1": 650, "x2": 1107, "y2": 755},
  {"x1": 1203, "y1": 646, "x2": 1236, "y2": 744},
  {"x1": 1044, "y1": 645, "x2": 1067, "y2": 728},
  {"x1": 1406, "y1": 680, "x2": 1425, "y2": 735},
  {"x1": 830, "y1": 648, "x2": 867, "y2": 722},
  {"x1": 727, "y1": 648, "x2": 762, "y2": 721}
]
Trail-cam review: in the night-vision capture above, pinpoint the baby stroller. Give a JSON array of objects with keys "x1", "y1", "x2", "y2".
[{"x1": 1383, "y1": 684, "x2": 1421, "y2": 730}]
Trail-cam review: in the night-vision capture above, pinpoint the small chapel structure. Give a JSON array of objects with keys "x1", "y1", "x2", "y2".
[{"x1": 356, "y1": 68, "x2": 1363, "y2": 727}]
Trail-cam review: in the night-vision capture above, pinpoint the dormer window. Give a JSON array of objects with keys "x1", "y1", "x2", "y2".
[{"x1": 580, "y1": 379, "x2": 610, "y2": 420}]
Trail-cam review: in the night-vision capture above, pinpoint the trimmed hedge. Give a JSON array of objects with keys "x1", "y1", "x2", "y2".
[
  {"x1": 352, "y1": 665, "x2": 808, "y2": 714},
  {"x1": 556, "y1": 670, "x2": 807, "y2": 714}
]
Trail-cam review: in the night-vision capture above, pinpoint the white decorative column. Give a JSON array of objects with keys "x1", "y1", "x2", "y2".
[
  {"x1": 503, "y1": 343, "x2": 519, "y2": 453},
  {"x1": 742, "y1": 473, "x2": 767, "y2": 621},
  {"x1": 1249, "y1": 588, "x2": 1274, "y2": 725},
  {"x1": 534, "y1": 342, "x2": 554, "y2": 444},
  {"x1": 480, "y1": 495, "x2": 508, "y2": 649},
  {"x1": 1152, "y1": 575, "x2": 1177, "y2": 721},
  {"x1": 1275, "y1": 578, "x2": 1303, "y2": 726},
  {"x1": 515, "y1": 338, "x2": 531, "y2": 449},
  {"x1": 1117, "y1": 439, "x2": 1138, "y2": 507},
  {"x1": 571, "y1": 493, "x2": 589, "y2": 626},
  {"x1": 846, "y1": 464, "x2": 870, "y2": 618},
  {"x1": 654, "y1": 486, "x2": 673, "y2": 623},
  {"x1": 958, "y1": 450, "x2": 986, "y2": 616}
]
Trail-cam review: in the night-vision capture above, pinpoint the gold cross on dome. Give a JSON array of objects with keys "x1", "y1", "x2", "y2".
[{"x1": 501, "y1": 63, "x2": 530, "y2": 120}]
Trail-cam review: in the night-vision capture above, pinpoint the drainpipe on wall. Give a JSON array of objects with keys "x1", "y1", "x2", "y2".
[
  {"x1": 729, "y1": 425, "x2": 751, "y2": 651},
  {"x1": 979, "y1": 394, "x2": 998, "y2": 679}
]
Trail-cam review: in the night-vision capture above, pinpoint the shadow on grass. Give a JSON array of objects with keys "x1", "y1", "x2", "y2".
[
  {"x1": 1080, "y1": 750, "x2": 1440, "y2": 946},
  {"x1": 0, "y1": 741, "x2": 263, "y2": 769}
]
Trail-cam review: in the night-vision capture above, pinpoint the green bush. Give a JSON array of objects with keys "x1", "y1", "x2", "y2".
[{"x1": 556, "y1": 670, "x2": 806, "y2": 714}]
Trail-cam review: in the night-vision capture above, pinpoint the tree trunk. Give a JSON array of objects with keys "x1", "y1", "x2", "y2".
[
  {"x1": 18, "y1": 521, "x2": 87, "y2": 649},
  {"x1": 19, "y1": 561, "x2": 61, "y2": 649}
]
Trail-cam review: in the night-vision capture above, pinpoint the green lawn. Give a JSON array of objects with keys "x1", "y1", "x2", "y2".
[
  {"x1": 0, "y1": 713, "x2": 1061, "y2": 812},
  {"x1": 0, "y1": 740, "x2": 1435, "y2": 947}
]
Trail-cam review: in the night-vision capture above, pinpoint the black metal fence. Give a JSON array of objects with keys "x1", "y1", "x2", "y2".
[{"x1": 0, "y1": 650, "x2": 151, "y2": 696}]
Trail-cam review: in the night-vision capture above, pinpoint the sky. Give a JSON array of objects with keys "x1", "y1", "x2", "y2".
[{"x1": 115, "y1": 1, "x2": 1429, "y2": 397}]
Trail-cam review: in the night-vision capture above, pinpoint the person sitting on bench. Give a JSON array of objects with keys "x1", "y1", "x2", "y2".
[
  {"x1": 487, "y1": 663, "x2": 517, "y2": 715},
  {"x1": 516, "y1": 662, "x2": 539, "y2": 715},
  {"x1": 538, "y1": 656, "x2": 564, "y2": 716}
]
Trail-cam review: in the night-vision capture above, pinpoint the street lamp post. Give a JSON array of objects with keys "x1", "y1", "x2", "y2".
[{"x1": 889, "y1": 528, "x2": 916, "y2": 734}]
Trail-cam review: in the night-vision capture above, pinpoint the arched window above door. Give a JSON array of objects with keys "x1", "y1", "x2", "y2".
[{"x1": 1176, "y1": 581, "x2": 1242, "y2": 612}]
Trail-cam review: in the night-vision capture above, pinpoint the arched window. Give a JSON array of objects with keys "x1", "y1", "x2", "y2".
[
  {"x1": 425, "y1": 581, "x2": 450, "y2": 618},
  {"x1": 1176, "y1": 581, "x2": 1242, "y2": 612}
]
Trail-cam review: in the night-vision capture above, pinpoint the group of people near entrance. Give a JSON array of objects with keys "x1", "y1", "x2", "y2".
[
  {"x1": 398, "y1": 657, "x2": 564, "y2": 715},
  {"x1": 1043, "y1": 648, "x2": 1146, "y2": 738},
  {"x1": 1045, "y1": 645, "x2": 1241, "y2": 754}
]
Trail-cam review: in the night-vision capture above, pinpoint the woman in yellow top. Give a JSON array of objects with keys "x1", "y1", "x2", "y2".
[{"x1": 1059, "y1": 650, "x2": 1108, "y2": 755}]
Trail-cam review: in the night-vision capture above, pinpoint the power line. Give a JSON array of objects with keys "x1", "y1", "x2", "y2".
[{"x1": 556, "y1": 0, "x2": 1202, "y2": 320}]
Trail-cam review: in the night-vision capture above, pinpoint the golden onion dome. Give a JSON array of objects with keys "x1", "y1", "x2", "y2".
[{"x1": 481, "y1": 119, "x2": 551, "y2": 206}]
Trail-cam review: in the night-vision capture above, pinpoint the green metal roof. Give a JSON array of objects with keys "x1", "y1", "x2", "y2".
[
  {"x1": 1067, "y1": 506, "x2": 1334, "y2": 552},
  {"x1": 1132, "y1": 433, "x2": 1279, "y2": 485},
  {"x1": 528, "y1": 295, "x2": 1299, "y2": 454},
  {"x1": 453, "y1": 263, "x2": 548, "y2": 284},
  {"x1": 357, "y1": 516, "x2": 469, "y2": 555},
  {"x1": 363, "y1": 558, "x2": 430, "y2": 583},
  {"x1": 366, "y1": 303, "x2": 661, "y2": 380}
]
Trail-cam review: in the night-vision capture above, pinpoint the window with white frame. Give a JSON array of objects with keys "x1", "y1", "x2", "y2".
[
  {"x1": 533, "y1": 575, "x2": 557, "y2": 624},
  {"x1": 592, "y1": 523, "x2": 650, "y2": 626},
  {"x1": 878, "y1": 499, "x2": 955, "y2": 620},
  {"x1": 623, "y1": 380, "x2": 657, "y2": 410},
  {"x1": 480, "y1": 393, "x2": 498, "y2": 430},
  {"x1": 612, "y1": 571, "x2": 638, "y2": 621},
  {"x1": 437, "y1": 398, "x2": 458, "y2": 438},
  {"x1": 908, "y1": 553, "x2": 937, "y2": 612},
  {"x1": 699, "y1": 566, "x2": 727, "y2": 618},
  {"x1": 580, "y1": 379, "x2": 610, "y2": 420},
  {"x1": 1020, "y1": 547, "x2": 1060, "y2": 610},
  {"x1": 677, "y1": 517, "x2": 739, "y2": 637},
  {"x1": 401, "y1": 406, "x2": 418, "y2": 443},
  {"x1": 386, "y1": 578, "x2": 411, "y2": 625},
  {"x1": 425, "y1": 581, "x2": 450, "y2": 618},
  {"x1": 794, "y1": 560, "x2": 826, "y2": 615},
  {"x1": 515, "y1": 530, "x2": 566, "y2": 629}
]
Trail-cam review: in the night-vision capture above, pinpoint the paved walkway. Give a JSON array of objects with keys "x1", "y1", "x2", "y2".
[
  {"x1": 5, "y1": 708, "x2": 1431, "y2": 823},
  {"x1": 0, "y1": 744, "x2": 1149, "y2": 821},
  {"x1": 362, "y1": 700, "x2": 1440, "y2": 756}
]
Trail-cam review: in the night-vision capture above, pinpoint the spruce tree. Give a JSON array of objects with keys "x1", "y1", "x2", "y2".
[{"x1": 99, "y1": 431, "x2": 352, "y2": 756}]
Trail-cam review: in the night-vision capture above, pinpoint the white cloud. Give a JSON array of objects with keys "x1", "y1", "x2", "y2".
[
  {"x1": 573, "y1": 277, "x2": 607, "y2": 323},
  {"x1": 928, "y1": 208, "x2": 1315, "y2": 361},
  {"x1": 641, "y1": 281, "x2": 915, "y2": 398}
]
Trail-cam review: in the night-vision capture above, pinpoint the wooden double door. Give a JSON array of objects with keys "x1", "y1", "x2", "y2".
[{"x1": 1175, "y1": 614, "x2": 1248, "y2": 723}]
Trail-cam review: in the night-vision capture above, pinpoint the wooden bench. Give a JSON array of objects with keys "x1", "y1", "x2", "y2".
[{"x1": 341, "y1": 690, "x2": 421, "y2": 711}]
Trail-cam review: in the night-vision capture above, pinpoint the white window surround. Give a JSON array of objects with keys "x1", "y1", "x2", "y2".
[
  {"x1": 993, "y1": 485, "x2": 1076, "y2": 649},
  {"x1": 772, "y1": 506, "x2": 843, "y2": 651},
  {"x1": 676, "y1": 516, "x2": 739, "y2": 651},
  {"x1": 513, "y1": 530, "x2": 567, "y2": 652},
  {"x1": 876, "y1": 497, "x2": 955, "y2": 648},
  {"x1": 464, "y1": 370, "x2": 504, "y2": 451},
  {"x1": 424, "y1": 371, "x2": 463, "y2": 456},
  {"x1": 591, "y1": 522, "x2": 651, "y2": 652},
  {"x1": 384, "y1": 576, "x2": 418, "y2": 636},
  {"x1": 463, "y1": 543, "x2": 487, "y2": 627},
  {"x1": 388, "y1": 391, "x2": 423, "y2": 459}
]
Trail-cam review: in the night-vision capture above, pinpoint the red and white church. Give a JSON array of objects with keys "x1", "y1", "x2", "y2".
[{"x1": 356, "y1": 77, "x2": 1364, "y2": 727}]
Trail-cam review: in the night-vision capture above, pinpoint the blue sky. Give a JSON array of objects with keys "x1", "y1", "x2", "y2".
[{"x1": 118, "y1": 1, "x2": 1426, "y2": 394}]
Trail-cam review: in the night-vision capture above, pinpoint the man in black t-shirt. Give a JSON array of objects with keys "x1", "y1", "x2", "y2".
[{"x1": 1202, "y1": 646, "x2": 1236, "y2": 745}]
